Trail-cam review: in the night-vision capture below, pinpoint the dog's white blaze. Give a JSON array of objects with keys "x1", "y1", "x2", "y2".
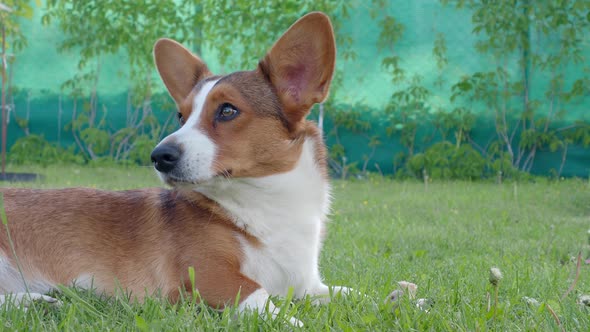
[
  {"x1": 197, "y1": 138, "x2": 332, "y2": 298},
  {"x1": 157, "y1": 79, "x2": 219, "y2": 183}
]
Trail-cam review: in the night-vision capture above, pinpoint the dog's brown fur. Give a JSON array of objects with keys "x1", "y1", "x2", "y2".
[
  {"x1": 0, "y1": 188, "x2": 262, "y2": 307},
  {"x1": 0, "y1": 12, "x2": 336, "y2": 314}
]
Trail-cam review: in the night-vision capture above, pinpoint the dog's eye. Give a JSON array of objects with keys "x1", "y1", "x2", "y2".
[
  {"x1": 177, "y1": 112, "x2": 185, "y2": 125},
  {"x1": 216, "y1": 104, "x2": 240, "y2": 122}
]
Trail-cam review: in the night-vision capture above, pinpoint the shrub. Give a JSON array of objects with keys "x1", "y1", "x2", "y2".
[
  {"x1": 9, "y1": 135, "x2": 83, "y2": 166},
  {"x1": 406, "y1": 142, "x2": 487, "y2": 180}
]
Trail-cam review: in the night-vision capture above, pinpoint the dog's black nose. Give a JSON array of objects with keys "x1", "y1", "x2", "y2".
[{"x1": 151, "y1": 144, "x2": 181, "y2": 173}]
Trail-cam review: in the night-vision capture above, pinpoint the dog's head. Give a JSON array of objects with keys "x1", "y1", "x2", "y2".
[{"x1": 151, "y1": 12, "x2": 335, "y2": 187}]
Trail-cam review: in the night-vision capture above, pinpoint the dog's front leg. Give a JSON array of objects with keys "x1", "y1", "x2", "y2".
[
  {"x1": 238, "y1": 288, "x2": 303, "y2": 327},
  {"x1": 0, "y1": 292, "x2": 61, "y2": 309},
  {"x1": 192, "y1": 263, "x2": 303, "y2": 326},
  {"x1": 308, "y1": 284, "x2": 356, "y2": 304}
]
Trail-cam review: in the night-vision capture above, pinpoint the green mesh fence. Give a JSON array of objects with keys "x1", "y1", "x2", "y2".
[{"x1": 2, "y1": 1, "x2": 590, "y2": 177}]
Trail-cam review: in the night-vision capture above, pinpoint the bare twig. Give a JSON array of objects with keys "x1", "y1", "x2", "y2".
[
  {"x1": 158, "y1": 111, "x2": 176, "y2": 141},
  {"x1": 0, "y1": 3, "x2": 12, "y2": 12},
  {"x1": 318, "y1": 102, "x2": 324, "y2": 136},
  {"x1": 545, "y1": 303, "x2": 565, "y2": 332},
  {"x1": 468, "y1": 137, "x2": 487, "y2": 156},
  {"x1": 1, "y1": 24, "x2": 8, "y2": 175},
  {"x1": 374, "y1": 162, "x2": 384, "y2": 177},
  {"x1": 70, "y1": 99, "x2": 90, "y2": 159},
  {"x1": 557, "y1": 142, "x2": 568, "y2": 177},
  {"x1": 561, "y1": 251, "x2": 582, "y2": 301}
]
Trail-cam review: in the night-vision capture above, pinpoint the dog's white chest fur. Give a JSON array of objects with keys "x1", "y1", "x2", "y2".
[{"x1": 198, "y1": 139, "x2": 330, "y2": 297}]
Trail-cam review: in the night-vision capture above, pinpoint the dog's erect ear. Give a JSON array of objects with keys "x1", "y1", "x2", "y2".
[
  {"x1": 259, "y1": 12, "x2": 336, "y2": 125},
  {"x1": 154, "y1": 38, "x2": 212, "y2": 105}
]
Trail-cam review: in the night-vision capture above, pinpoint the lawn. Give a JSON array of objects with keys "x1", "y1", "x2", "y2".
[{"x1": 1, "y1": 165, "x2": 589, "y2": 331}]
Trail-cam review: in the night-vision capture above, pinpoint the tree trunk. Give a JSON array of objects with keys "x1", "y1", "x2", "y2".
[
  {"x1": 1, "y1": 25, "x2": 7, "y2": 175},
  {"x1": 318, "y1": 102, "x2": 324, "y2": 136},
  {"x1": 57, "y1": 95, "x2": 62, "y2": 143},
  {"x1": 521, "y1": 0, "x2": 531, "y2": 128}
]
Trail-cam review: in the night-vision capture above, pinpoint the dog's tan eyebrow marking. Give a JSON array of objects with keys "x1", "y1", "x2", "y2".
[{"x1": 215, "y1": 71, "x2": 290, "y2": 128}]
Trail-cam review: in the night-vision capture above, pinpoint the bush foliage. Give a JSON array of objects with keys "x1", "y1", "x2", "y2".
[{"x1": 3, "y1": 1, "x2": 590, "y2": 180}]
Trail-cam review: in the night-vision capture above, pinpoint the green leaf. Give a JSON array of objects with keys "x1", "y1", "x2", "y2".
[
  {"x1": 20, "y1": 5, "x2": 34, "y2": 19},
  {"x1": 188, "y1": 266, "x2": 196, "y2": 292},
  {"x1": 0, "y1": 193, "x2": 8, "y2": 226},
  {"x1": 135, "y1": 316, "x2": 149, "y2": 332}
]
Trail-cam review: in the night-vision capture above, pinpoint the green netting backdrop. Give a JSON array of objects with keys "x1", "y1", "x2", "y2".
[{"x1": 4, "y1": 1, "x2": 590, "y2": 177}]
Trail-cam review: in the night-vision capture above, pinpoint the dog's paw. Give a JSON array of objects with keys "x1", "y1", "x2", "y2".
[
  {"x1": 309, "y1": 285, "x2": 359, "y2": 305},
  {"x1": 288, "y1": 316, "x2": 304, "y2": 328},
  {"x1": 0, "y1": 293, "x2": 62, "y2": 309}
]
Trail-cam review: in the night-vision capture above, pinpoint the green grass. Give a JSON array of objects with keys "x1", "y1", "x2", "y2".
[{"x1": 1, "y1": 165, "x2": 590, "y2": 331}]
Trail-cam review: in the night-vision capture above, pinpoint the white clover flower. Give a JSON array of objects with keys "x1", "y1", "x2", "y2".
[
  {"x1": 522, "y1": 296, "x2": 540, "y2": 307},
  {"x1": 578, "y1": 294, "x2": 590, "y2": 307},
  {"x1": 416, "y1": 298, "x2": 434, "y2": 312}
]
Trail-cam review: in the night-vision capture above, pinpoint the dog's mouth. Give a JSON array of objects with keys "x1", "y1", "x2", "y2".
[
  {"x1": 215, "y1": 169, "x2": 233, "y2": 179},
  {"x1": 161, "y1": 169, "x2": 233, "y2": 187}
]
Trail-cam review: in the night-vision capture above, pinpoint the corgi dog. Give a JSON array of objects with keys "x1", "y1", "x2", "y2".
[{"x1": 0, "y1": 12, "x2": 350, "y2": 325}]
